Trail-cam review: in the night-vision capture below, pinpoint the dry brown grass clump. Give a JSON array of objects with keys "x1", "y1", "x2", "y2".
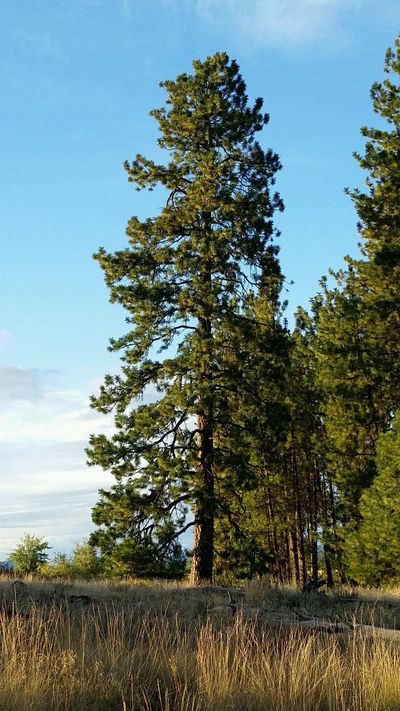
[{"x1": 0, "y1": 576, "x2": 399, "y2": 710}]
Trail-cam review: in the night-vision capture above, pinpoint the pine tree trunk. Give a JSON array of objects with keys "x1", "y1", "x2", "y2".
[
  {"x1": 266, "y1": 486, "x2": 283, "y2": 583},
  {"x1": 191, "y1": 244, "x2": 215, "y2": 585},
  {"x1": 284, "y1": 533, "x2": 291, "y2": 583},
  {"x1": 318, "y1": 468, "x2": 334, "y2": 587},
  {"x1": 310, "y1": 467, "x2": 319, "y2": 584},
  {"x1": 311, "y1": 531, "x2": 319, "y2": 584},
  {"x1": 191, "y1": 414, "x2": 215, "y2": 585},
  {"x1": 290, "y1": 529, "x2": 301, "y2": 585},
  {"x1": 324, "y1": 554, "x2": 334, "y2": 588},
  {"x1": 291, "y1": 443, "x2": 307, "y2": 586}
]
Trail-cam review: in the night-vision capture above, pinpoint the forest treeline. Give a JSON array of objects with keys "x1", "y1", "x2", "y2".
[{"x1": 85, "y1": 36, "x2": 400, "y2": 587}]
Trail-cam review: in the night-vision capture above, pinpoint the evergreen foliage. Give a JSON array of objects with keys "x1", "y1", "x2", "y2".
[
  {"x1": 345, "y1": 414, "x2": 400, "y2": 585},
  {"x1": 87, "y1": 53, "x2": 284, "y2": 583},
  {"x1": 85, "y1": 36, "x2": 400, "y2": 587},
  {"x1": 310, "y1": 35, "x2": 400, "y2": 575}
]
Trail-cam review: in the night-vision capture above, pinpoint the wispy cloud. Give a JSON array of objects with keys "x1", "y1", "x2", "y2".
[
  {"x1": 0, "y1": 488, "x2": 105, "y2": 556},
  {"x1": 0, "y1": 366, "x2": 43, "y2": 403},
  {"x1": 182, "y1": 0, "x2": 373, "y2": 47},
  {"x1": 0, "y1": 368, "x2": 114, "y2": 558}
]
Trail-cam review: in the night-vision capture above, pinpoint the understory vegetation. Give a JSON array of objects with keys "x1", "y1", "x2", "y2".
[{"x1": 2, "y1": 576, "x2": 400, "y2": 710}]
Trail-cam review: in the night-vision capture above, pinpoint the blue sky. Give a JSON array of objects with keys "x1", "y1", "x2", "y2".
[{"x1": 0, "y1": 0, "x2": 399, "y2": 558}]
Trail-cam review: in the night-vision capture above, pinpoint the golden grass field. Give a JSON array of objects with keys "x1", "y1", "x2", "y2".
[{"x1": 1, "y1": 576, "x2": 400, "y2": 710}]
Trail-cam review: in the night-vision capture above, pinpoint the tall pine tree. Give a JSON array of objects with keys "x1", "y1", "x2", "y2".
[
  {"x1": 312, "y1": 35, "x2": 400, "y2": 576},
  {"x1": 344, "y1": 413, "x2": 400, "y2": 586},
  {"x1": 346, "y1": 35, "x2": 400, "y2": 412},
  {"x1": 87, "y1": 53, "x2": 284, "y2": 583},
  {"x1": 213, "y1": 292, "x2": 290, "y2": 581}
]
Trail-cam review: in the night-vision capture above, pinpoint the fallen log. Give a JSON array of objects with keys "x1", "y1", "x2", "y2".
[
  {"x1": 291, "y1": 616, "x2": 400, "y2": 640},
  {"x1": 351, "y1": 623, "x2": 400, "y2": 641},
  {"x1": 188, "y1": 585, "x2": 244, "y2": 598},
  {"x1": 296, "y1": 618, "x2": 352, "y2": 634},
  {"x1": 206, "y1": 603, "x2": 400, "y2": 641}
]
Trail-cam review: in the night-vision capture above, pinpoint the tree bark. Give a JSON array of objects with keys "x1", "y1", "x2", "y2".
[
  {"x1": 290, "y1": 529, "x2": 301, "y2": 585},
  {"x1": 324, "y1": 553, "x2": 334, "y2": 588},
  {"x1": 310, "y1": 466, "x2": 319, "y2": 585},
  {"x1": 191, "y1": 238, "x2": 215, "y2": 585},
  {"x1": 291, "y1": 442, "x2": 307, "y2": 586},
  {"x1": 190, "y1": 413, "x2": 215, "y2": 584}
]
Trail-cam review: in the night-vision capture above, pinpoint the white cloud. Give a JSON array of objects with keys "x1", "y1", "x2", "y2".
[
  {"x1": 0, "y1": 490, "x2": 104, "y2": 559},
  {"x1": 0, "y1": 366, "x2": 43, "y2": 403},
  {"x1": 184, "y1": 0, "x2": 368, "y2": 47},
  {"x1": 0, "y1": 365, "x2": 170, "y2": 559},
  {"x1": 0, "y1": 389, "x2": 109, "y2": 444},
  {"x1": 0, "y1": 368, "x2": 114, "y2": 558}
]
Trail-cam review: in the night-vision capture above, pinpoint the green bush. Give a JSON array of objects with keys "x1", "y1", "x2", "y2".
[
  {"x1": 10, "y1": 534, "x2": 51, "y2": 575},
  {"x1": 41, "y1": 541, "x2": 103, "y2": 580}
]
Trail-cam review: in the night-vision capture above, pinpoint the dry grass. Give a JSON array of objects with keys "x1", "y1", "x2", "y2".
[{"x1": 0, "y1": 577, "x2": 399, "y2": 709}]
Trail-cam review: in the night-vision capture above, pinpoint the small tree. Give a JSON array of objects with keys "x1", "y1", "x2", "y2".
[
  {"x1": 10, "y1": 534, "x2": 50, "y2": 575},
  {"x1": 40, "y1": 553, "x2": 72, "y2": 579},
  {"x1": 69, "y1": 541, "x2": 103, "y2": 580}
]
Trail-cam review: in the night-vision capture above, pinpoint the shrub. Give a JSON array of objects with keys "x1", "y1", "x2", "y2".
[{"x1": 10, "y1": 533, "x2": 50, "y2": 575}]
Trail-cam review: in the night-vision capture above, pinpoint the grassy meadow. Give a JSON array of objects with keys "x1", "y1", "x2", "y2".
[{"x1": 1, "y1": 576, "x2": 400, "y2": 710}]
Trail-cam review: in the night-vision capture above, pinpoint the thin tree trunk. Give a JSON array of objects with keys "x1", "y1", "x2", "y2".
[
  {"x1": 291, "y1": 442, "x2": 307, "y2": 586},
  {"x1": 267, "y1": 485, "x2": 286, "y2": 583},
  {"x1": 290, "y1": 529, "x2": 300, "y2": 585},
  {"x1": 324, "y1": 554, "x2": 334, "y2": 588},
  {"x1": 311, "y1": 530, "x2": 319, "y2": 584},
  {"x1": 328, "y1": 474, "x2": 347, "y2": 583},
  {"x1": 284, "y1": 533, "x2": 291, "y2": 583},
  {"x1": 319, "y1": 468, "x2": 334, "y2": 588},
  {"x1": 310, "y1": 466, "x2": 319, "y2": 584}
]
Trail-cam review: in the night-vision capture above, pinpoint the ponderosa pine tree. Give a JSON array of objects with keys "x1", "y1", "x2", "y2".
[
  {"x1": 314, "y1": 273, "x2": 383, "y2": 519},
  {"x1": 213, "y1": 292, "x2": 290, "y2": 581},
  {"x1": 214, "y1": 301, "x2": 333, "y2": 587},
  {"x1": 344, "y1": 413, "x2": 400, "y2": 586},
  {"x1": 285, "y1": 309, "x2": 324, "y2": 586},
  {"x1": 87, "y1": 53, "x2": 284, "y2": 583},
  {"x1": 346, "y1": 35, "x2": 400, "y2": 411},
  {"x1": 312, "y1": 36, "x2": 400, "y2": 575}
]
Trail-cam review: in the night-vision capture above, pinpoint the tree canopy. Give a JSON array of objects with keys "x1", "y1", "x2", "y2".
[{"x1": 87, "y1": 52, "x2": 285, "y2": 583}]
